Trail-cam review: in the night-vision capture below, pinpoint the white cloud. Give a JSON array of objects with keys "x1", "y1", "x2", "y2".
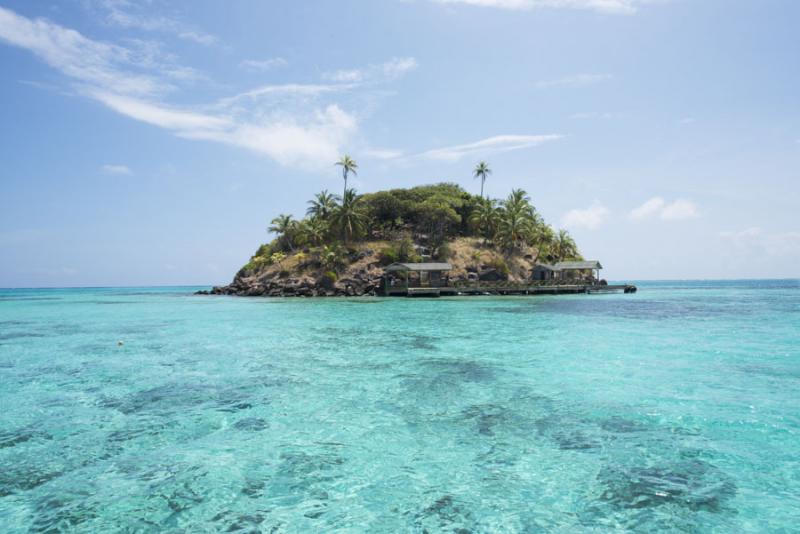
[
  {"x1": 431, "y1": 0, "x2": 659, "y2": 14},
  {"x1": 534, "y1": 73, "x2": 612, "y2": 89},
  {"x1": 0, "y1": 7, "x2": 358, "y2": 170},
  {"x1": 102, "y1": 164, "x2": 132, "y2": 175},
  {"x1": 629, "y1": 196, "x2": 698, "y2": 221},
  {"x1": 418, "y1": 134, "x2": 562, "y2": 161},
  {"x1": 183, "y1": 105, "x2": 358, "y2": 169},
  {"x1": 561, "y1": 203, "x2": 610, "y2": 230},
  {"x1": 217, "y1": 83, "x2": 351, "y2": 108},
  {"x1": 629, "y1": 196, "x2": 665, "y2": 220},
  {"x1": 660, "y1": 199, "x2": 698, "y2": 220},
  {"x1": 0, "y1": 7, "x2": 168, "y2": 96},
  {"x1": 721, "y1": 227, "x2": 800, "y2": 257},
  {"x1": 327, "y1": 68, "x2": 364, "y2": 83},
  {"x1": 381, "y1": 57, "x2": 419, "y2": 79},
  {"x1": 324, "y1": 57, "x2": 418, "y2": 84},
  {"x1": 92, "y1": 91, "x2": 356, "y2": 170},
  {"x1": 93, "y1": 0, "x2": 218, "y2": 45},
  {"x1": 90, "y1": 91, "x2": 232, "y2": 131},
  {"x1": 363, "y1": 148, "x2": 406, "y2": 160},
  {"x1": 239, "y1": 57, "x2": 288, "y2": 72},
  {"x1": 176, "y1": 31, "x2": 217, "y2": 46}
]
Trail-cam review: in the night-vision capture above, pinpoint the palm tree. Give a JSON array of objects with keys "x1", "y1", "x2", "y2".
[
  {"x1": 530, "y1": 223, "x2": 556, "y2": 261},
  {"x1": 297, "y1": 217, "x2": 328, "y2": 246},
  {"x1": 320, "y1": 243, "x2": 346, "y2": 272},
  {"x1": 335, "y1": 155, "x2": 358, "y2": 201},
  {"x1": 553, "y1": 229, "x2": 579, "y2": 262},
  {"x1": 473, "y1": 161, "x2": 491, "y2": 199},
  {"x1": 468, "y1": 197, "x2": 498, "y2": 244},
  {"x1": 496, "y1": 189, "x2": 535, "y2": 252},
  {"x1": 306, "y1": 190, "x2": 339, "y2": 220},
  {"x1": 331, "y1": 189, "x2": 367, "y2": 244},
  {"x1": 268, "y1": 214, "x2": 296, "y2": 251}
]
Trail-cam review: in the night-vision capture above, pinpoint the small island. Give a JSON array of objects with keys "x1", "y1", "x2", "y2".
[{"x1": 204, "y1": 159, "x2": 635, "y2": 298}]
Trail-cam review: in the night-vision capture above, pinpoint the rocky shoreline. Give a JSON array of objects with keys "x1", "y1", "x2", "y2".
[
  {"x1": 198, "y1": 238, "x2": 548, "y2": 298},
  {"x1": 197, "y1": 250, "x2": 387, "y2": 297}
]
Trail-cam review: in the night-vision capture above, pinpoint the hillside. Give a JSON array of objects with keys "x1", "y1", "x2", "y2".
[{"x1": 206, "y1": 183, "x2": 582, "y2": 297}]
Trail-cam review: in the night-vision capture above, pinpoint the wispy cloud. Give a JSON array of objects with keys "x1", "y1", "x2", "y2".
[
  {"x1": 90, "y1": 91, "x2": 356, "y2": 169},
  {"x1": 0, "y1": 7, "x2": 169, "y2": 96},
  {"x1": 363, "y1": 148, "x2": 406, "y2": 160},
  {"x1": 416, "y1": 134, "x2": 562, "y2": 162},
  {"x1": 92, "y1": 0, "x2": 218, "y2": 45},
  {"x1": 660, "y1": 199, "x2": 698, "y2": 220},
  {"x1": 561, "y1": 203, "x2": 610, "y2": 230},
  {"x1": 629, "y1": 196, "x2": 699, "y2": 221},
  {"x1": 217, "y1": 83, "x2": 353, "y2": 109},
  {"x1": 0, "y1": 7, "x2": 360, "y2": 170},
  {"x1": 324, "y1": 57, "x2": 418, "y2": 84},
  {"x1": 239, "y1": 57, "x2": 288, "y2": 72},
  {"x1": 102, "y1": 164, "x2": 132, "y2": 175},
  {"x1": 534, "y1": 73, "x2": 612, "y2": 89},
  {"x1": 721, "y1": 227, "x2": 800, "y2": 257},
  {"x1": 430, "y1": 0, "x2": 659, "y2": 14}
]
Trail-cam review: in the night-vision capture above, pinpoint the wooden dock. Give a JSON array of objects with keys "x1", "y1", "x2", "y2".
[{"x1": 386, "y1": 283, "x2": 637, "y2": 298}]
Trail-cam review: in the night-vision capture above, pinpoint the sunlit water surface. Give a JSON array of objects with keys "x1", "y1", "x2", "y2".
[{"x1": 0, "y1": 281, "x2": 798, "y2": 532}]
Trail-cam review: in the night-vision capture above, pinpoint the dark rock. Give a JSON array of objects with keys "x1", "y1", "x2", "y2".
[
  {"x1": 233, "y1": 418, "x2": 269, "y2": 431},
  {"x1": 598, "y1": 459, "x2": 737, "y2": 512},
  {"x1": 479, "y1": 269, "x2": 505, "y2": 281}
]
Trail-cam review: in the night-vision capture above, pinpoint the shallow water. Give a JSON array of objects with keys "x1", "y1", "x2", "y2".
[{"x1": 0, "y1": 281, "x2": 798, "y2": 532}]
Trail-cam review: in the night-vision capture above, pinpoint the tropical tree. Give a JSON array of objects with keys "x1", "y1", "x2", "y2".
[
  {"x1": 331, "y1": 189, "x2": 367, "y2": 244},
  {"x1": 496, "y1": 189, "x2": 535, "y2": 252},
  {"x1": 417, "y1": 194, "x2": 462, "y2": 248},
  {"x1": 306, "y1": 190, "x2": 339, "y2": 221},
  {"x1": 297, "y1": 217, "x2": 328, "y2": 246},
  {"x1": 320, "y1": 243, "x2": 346, "y2": 272},
  {"x1": 553, "y1": 229, "x2": 579, "y2": 262},
  {"x1": 335, "y1": 155, "x2": 358, "y2": 201},
  {"x1": 473, "y1": 161, "x2": 491, "y2": 199},
  {"x1": 530, "y1": 223, "x2": 556, "y2": 261},
  {"x1": 468, "y1": 197, "x2": 499, "y2": 244},
  {"x1": 268, "y1": 214, "x2": 297, "y2": 251}
]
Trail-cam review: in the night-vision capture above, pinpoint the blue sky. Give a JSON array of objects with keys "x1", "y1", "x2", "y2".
[{"x1": 0, "y1": 0, "x2": 798, "y2": 287}]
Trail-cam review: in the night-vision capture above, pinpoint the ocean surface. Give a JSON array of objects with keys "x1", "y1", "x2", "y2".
[{"x1": 0, "y1": 280, "x2": 798, "y2": 533}]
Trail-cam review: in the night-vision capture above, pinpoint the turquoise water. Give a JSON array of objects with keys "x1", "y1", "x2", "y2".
[{"x1": 0, "y1": 281, "x2": 798, "y2": 532}]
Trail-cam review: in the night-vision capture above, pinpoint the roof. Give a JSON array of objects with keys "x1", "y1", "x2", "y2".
[
  {"x1": 385, "y1": 262, "x2": 452, "y2": 272},
  {"x1": 533, "y1": 263, "x2": 557, "y2": 271},
  {"x1": 554, "y1": 260, "x2": 603, "y2": 270}
]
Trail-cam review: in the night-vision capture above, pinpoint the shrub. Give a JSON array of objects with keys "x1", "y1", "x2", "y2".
[
  {"x1": 239, "y1": 254, "x2": 270, "y2": 277},
  {"x1": 380, "y1": 237, "x2": 421, "y2": 266},
  {"x1": 435, "y1": 242, "x2": 453, "y2": 261},
  {"x1": 320, "y1": 244, "x2": 346, "y2": 272},
  {"x1": 270, "y1": 252, "x2": 287, "y2": 266},
  {"x1": 255, "y1": 243, "x2": 272, "y2": 257}
]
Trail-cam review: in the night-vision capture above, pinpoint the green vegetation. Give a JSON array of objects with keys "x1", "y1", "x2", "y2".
[
  {"x1": 473, "y1": 161, "x2": 491, "y2": 199},
  {"x1": 239, "y1": 156, "x2": 582, "y2": 279}
]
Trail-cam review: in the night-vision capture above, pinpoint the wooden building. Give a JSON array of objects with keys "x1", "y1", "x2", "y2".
[
  {"x1": 384, "y1": 262, "x2": 452, "y2": 293},
  {"x1": 532, "y1": 261, "x2": 603, "y2": 282}
]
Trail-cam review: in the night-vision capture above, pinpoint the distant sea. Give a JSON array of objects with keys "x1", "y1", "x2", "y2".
[{"x1": 1, "y1": 280, "x2": 798, "y2": 532}]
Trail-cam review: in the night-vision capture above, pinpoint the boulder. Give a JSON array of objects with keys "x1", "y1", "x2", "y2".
[{"x1": 479, "y1": 268, "x2": 506, "y2": 282}]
